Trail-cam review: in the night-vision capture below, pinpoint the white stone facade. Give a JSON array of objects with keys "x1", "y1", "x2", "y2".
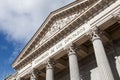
[{"x1": 5, "y1": 0, "x2": 120, "y2": 80}]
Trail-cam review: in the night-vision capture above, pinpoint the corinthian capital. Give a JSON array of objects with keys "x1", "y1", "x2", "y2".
[
  {"x1": 46, "y1": 58, "x2": 55, "y2": 69},
  {"x1": 113, "y1": 11, "x2": 120, "y2": 23},
  {"x1": 30, "y1": 69, "x2": 38, "y2": 80},
  {"x1": 86, "y1": 27, "x2": 103, "y2": 41},
  {"x1": 64, "y1": 43, "x2": 77, "y2": 56}
]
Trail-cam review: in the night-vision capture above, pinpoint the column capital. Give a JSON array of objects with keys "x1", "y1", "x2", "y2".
[
  {"x1": 91, "y1": 29, "x2": 115, "y2": 80},
  {"x1": 67, "y1": 43, "x2": 81, "y2": 80},
  {"x1": 87, "y1": 27, "x2": 103, "y2": 41},
  {"x1": 46, "y1": 59, "x2": 54, "y2": 70},
  {"x1": 46, "y1": 59, "x2": 54, "y2": 80},
  {"x1": 112, "y1": 11, "x2": 120, "y2": 23},
  {"x1": 64, "y1": 43, "x2": 77, "y2": 56},
  {"x1": 30, "y1": 68, "x2": 38, "y2": 80}
]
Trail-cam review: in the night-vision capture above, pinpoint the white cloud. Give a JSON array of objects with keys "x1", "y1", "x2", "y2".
[
  {"x1": 0, "y1": 0, "x2": 74, "y2": 43},
  {"x1": 0, "y1": 0, "x2": 74, "y2": 70}
]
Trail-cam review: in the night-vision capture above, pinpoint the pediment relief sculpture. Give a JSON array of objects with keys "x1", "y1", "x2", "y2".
[{"x1": 38, "y1": 11, "x2": 81, "y2": 46}]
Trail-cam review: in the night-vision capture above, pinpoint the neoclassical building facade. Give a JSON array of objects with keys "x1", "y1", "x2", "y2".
[{"x1": 8, "y1": 0, "x2": 120, "y2": 80}]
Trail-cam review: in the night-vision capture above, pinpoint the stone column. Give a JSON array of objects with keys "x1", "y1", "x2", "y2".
[
  {"x1": 90, "y1": 29, "x2": 114, "y2": 80},
  {"x1": 46, "y1": 60, "x2": 54, "y2": 80},
  {"x1": 30, "y1": 69, "x2": 37, "y2": 80},
  {"x1": 115, "y1": 56, "x2": 120, "y2": 77},
  {"x1": 66, "y1": 44, "x2": 82, "y2": 80}
]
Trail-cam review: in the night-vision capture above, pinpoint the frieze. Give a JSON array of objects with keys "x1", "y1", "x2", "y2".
[
  {"x1": 16, "y1": 0, "x2": 120, "y2": 76},
  {"x1": 32, "y1": 23, "x2": 90, "y2": 67}
]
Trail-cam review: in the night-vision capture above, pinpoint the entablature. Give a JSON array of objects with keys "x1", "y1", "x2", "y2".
[
  {"x1": 12, "y1": 0, "x2": 95, "y2": 68},
  {"x1": 12, "y1": 0, "x2": 118, "y2": 70}
]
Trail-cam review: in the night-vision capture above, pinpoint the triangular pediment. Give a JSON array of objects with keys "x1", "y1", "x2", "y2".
[
  {"x1": 12, "y1": 0, "x2": 94, "y2": 69},
  {"x1": 38, "y1": 12, "x2": 81, "y2": 46}
]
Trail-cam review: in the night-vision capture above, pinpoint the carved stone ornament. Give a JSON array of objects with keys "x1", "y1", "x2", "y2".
[
  {"x1": 30, "y1": 69, "x2": 37, "y2": 80},
  {"x1": 39, "y1": 12, "x2": 81, "y2": 45},
  {"x1": 113, "y1": 11, "x2": 120, "y2": 23},
  {"x1": 46, "y1": 59, "x2": 55, "y2": 69},
  {"x1": 64, "y1": 43, "x2": 77, "y2": 56},
  {"x1": 86, "y1": 27, "x2": 103, "y2": 41}
]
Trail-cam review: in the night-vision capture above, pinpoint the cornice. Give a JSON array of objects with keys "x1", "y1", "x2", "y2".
[
  {"x1": 12, "y1": 0, "x2": 94, "y2": 68},
  {"x1": 12, "y1": 0, "x2": 116, "y2": 70}
]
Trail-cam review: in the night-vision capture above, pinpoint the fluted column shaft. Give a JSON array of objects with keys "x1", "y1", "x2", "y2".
[
  {"x1": 91, "y1": 30, "x2": 114, "y2": 80},
  {"x1": 46, "y1": 60, "x2": 54, "y2": 80},
  {"x1": 67, "y1": 44, "x2": 81, "y2": 80}
]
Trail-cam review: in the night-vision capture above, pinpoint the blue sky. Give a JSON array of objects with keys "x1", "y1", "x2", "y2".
[
  {"x1": 0, "y1": 31, "x2": 24, "y2": 79},
  {"x1": 0, "y1": 0, "x2": 74, "y2": 79}
]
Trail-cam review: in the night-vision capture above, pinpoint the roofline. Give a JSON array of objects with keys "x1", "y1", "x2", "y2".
[
  {"x1": 12, "y1": 0, "x2": 80, "y2": 67},
  {"x1": 12, "y1": 0, "x2": 91, "y2": 68}
]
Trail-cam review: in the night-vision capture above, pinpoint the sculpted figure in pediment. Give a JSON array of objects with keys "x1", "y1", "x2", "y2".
[{"x1": 38, "y1": 11, "x2": 82, "y2": 46}]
